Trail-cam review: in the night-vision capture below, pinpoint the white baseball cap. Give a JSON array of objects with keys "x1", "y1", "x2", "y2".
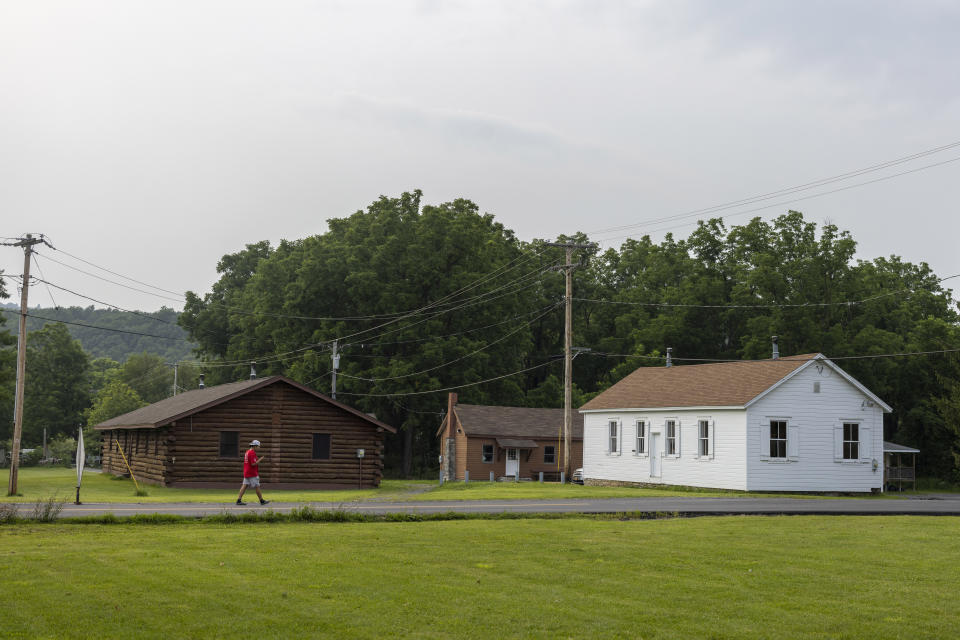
[{"x1": 250, "y1": 440, "x2": 261, "y2": 446}]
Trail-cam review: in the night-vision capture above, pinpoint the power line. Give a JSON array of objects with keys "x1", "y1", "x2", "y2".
[
  {"x1": 583, "y1": 348, "x2": 960, "y2": 364},
  {"x1": 595, "y1": 155, "x2": 960, "y2": 245},
  {"x1": 337, "y1": 303, "x2": 560, "y2": 383},
  {"x1": 337, "y1": 358, "x2": 561, "y2": 398},
  {"x1": 587, "y1": 140, "x2": 960, "y2": 238},
  {"x1": 572, "y1": 273, "x2": 960, "y2": 310},
  {"x1": 0, "y1": 309, "x2": 194, "y2": 342}
]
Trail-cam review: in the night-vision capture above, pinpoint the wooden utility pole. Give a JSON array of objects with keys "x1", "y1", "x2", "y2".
[
  {"x1": 330, "y1": 340, "x2": 340, "y2": 400},
  {"x1": 545, "y1": 240, "x2": 596, "y2": 480},
  {"x1": 6, "y1": 234, "x2": 46, "y2": 496}
]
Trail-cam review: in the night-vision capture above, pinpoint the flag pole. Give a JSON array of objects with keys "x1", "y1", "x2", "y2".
[{"x1": 75, "y1": 425, "x2": 85, "y2": 505}]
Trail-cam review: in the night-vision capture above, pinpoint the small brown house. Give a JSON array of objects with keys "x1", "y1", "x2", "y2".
[
  {"x1": 96, "y1": 375, "x2": 395, "y2": 489},
  {"x1": 438, "y1": 393, "x2": 583, "y2": 481}
]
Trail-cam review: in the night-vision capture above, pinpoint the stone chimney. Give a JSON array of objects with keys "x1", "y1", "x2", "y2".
[{"x1": 772, "y1": 336, "x2": 780, "y2": 360}]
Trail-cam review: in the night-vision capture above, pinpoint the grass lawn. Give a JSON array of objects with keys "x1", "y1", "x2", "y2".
[
  {"x1": 0, "y1": 516, "x2": 956, "y2": 639},
  {"x1": 0, "y1": 467, "x2": 431, "y2": 504},
  {"x1": 1, "y1": 468, "x2": 887, "y2": 504}
]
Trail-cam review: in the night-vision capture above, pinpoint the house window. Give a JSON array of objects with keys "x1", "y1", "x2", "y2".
[
  {"x1": 843, "y1": 423, "x2": 859, "y2": 460},
  {"x1": 698, "y1": 420, "x2": 710, "y2": 457},
  {"x1": 312, "y1": 433, "x2": 331, "y2": 460},
  {"x1": 769, "y1": 421, "x2": 787, "y2": 459},
  {"x1": 609, "y1": 420, "x2": 619, "y2": 453},
  {"x1": 482, "y1": 444, "x2": 494, "y2": 463},
  {"x1": 635, "y1": 420, "x2": 646, "y2": 455},
  {"x1": 219, "y1": 431, "x2": 239, "y2": 458},
  {"x1": 665, "y1": 420, "x2": 677, "y2": 456},
  {"x1": 813, "y1": 382, "x2": 821, "y2": 393},
  {"x1": 544, "y1": 446, "x2": 556, "y2": 464}
]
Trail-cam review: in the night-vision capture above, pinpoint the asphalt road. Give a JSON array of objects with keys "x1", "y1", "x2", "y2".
[{"x1": 46, "y1": 493, "x2": 960, "y2": 519}]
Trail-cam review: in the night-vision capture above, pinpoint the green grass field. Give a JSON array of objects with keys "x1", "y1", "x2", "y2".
[
  {"x1": 1, "y1": 516, "x2": 956, "y2": 639},
  {"x1": 1, "y1": 468, "x2": 878, "y2": 504}
]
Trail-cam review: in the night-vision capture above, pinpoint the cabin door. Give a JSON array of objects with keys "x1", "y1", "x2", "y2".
[
  {"x1": 649, "y1": 433, "x2": 661, "y2": 478},
  {"x1": 505, "y1": 448, "x2": 519, "y2": 477}
]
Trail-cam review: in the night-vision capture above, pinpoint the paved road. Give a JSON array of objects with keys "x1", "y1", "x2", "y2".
[{"x1": 48, "y1": 494, "x2": 960, "y2": 519}]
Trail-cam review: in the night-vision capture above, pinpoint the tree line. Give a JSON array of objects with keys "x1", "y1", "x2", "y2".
[{"x1": 174, "y1": 191, "x2": 960, "y2": 480}]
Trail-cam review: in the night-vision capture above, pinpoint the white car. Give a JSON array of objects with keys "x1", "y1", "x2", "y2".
[{"x1": 572, "y1": 468, "x2": 584, "y2": 484}]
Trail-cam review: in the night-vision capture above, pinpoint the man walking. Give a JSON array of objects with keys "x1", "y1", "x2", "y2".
[{"x1": 236, "y1": 439, "x2": 270, "y2": 505}]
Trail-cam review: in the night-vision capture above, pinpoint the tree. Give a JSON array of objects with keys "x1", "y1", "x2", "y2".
[
  {"x1": 85, "y1": 380, "x2": 147, "y2": 427},
  {"x1": 121, "y1": 353, "x2": 173, "y2": 403},
  {"x1": 0, "y1": 271, "x2": 16, "y2": 440},
  {"x1": 20, "y1": 323, "x2": 90, "y2": 445}
]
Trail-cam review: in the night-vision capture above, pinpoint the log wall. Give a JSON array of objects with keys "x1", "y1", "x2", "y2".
[{"x1": 100, "y1": 382, "x2": 387, "y2": 488}]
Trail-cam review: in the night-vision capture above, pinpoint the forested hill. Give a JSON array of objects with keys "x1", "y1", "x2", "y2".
[{"x1": 0, "y1": 303, "x2": 196, "y2": 362}]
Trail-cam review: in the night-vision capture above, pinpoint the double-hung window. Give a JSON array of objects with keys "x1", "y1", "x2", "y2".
[
  {"x1": 698, "y1": 420, "x2": 710, "y2": 457},
  {"x1": 544, "y1": 445, "x2": 556, "y2": 464},
  {"x1": 843, "y1": 423, "x2": 859, "y2": 460},
  {"x1": 665, "y1": 420, "x2": 678, "y2": 456},
  {"x1": 481, "y1": 444, "x2": 494, "y2": 463},
  {"x1": 608, "y1": 420, "x2": 619, "y2": 453},
  {"x1": 219, "y1": 431, "x2": 239, "y2": 458},
  {"x1": 635, "y1": 420, "x2": 646, "y2": 455},
  {"x1": 312, "y1": 433, "x2": 331, "y2": 460},
  {"x1": 769, "y1": 420, "x2": 787, "y2": 459}
]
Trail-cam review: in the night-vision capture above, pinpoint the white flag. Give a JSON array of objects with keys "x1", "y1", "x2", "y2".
[{"x1": 76, "y1": 427, "x2": 85, "y2": 489}]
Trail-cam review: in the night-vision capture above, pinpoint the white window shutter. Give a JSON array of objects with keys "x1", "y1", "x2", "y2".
[
  {"x1": 676, "y1": 420, "x2": 682, "y2": 457},
  {"x1": 834, "y1": 425, "x2": 843, "y2": 461},
  {"x1": 859, "y1": 425, "x2": 872, "y2": 461},
  {"x1": 618, "y1": 420, "x2": 623, "y2": 454},
  {"x1": 760, "y1": 422, "x2": 770, "y2": 461},
  {"x1": 710, "y1": 420, "x2": 716, "y2": 460},
  {"x1": 787, "y1": 424, "x2": 799, "y2": 460}
]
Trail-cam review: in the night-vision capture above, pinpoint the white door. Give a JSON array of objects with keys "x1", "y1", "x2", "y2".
[
  {"x1": 505, "y1": 448, "x2": 519, "y2": 477},
  {"x1": 649, "y1": 434, "x2": 661, "y2": 478}
]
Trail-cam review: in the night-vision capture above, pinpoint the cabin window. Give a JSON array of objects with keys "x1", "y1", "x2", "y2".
[
  {"x1": 813, "y1": 381, "x2": 821, "y2": 393},
  {"x1": 481, "y1": 444, "x2": 494, "y2": 463},
  {"x1": 665, "y1": 420, "x2": 678, "y2": 456},
  {"x1": 219, "y1": 431, "x2": 239, "y2": 458},
  {"x1": 635, "y1": 420, "x2": 646, "y2": 455},
  {"x1": 544, "y1": 446, "x2": 556, "y2": 464},
  {"x1": 698, "y1": 420, "x2": 710, "y2": 457},
  {"x1": 843, "y1": 423, "x2": 859, "y2": 460},
  {"x1": 770, "y1": 421, "x2": 787, "y2": 459},
  {"x1": 312, "y1": 433, "x2": 331, "y2": 460},
  {"x1": 608, "y1": 420, "x2": 619, "y2": 453}
]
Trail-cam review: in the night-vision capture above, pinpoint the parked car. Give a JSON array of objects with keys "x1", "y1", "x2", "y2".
[{"x1": 572, "y1": 468, "x2": 584, "y2": 484}]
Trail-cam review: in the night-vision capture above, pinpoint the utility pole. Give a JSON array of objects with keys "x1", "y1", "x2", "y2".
[
  {"x1": 331, "y1": 340, "x2": 340, "y2": 400},
  {"x1": 5, "y1": 233, "x2": 48, "y2": 496},
  {"x1": 171, "y1": 362, "x2": 178, "y2": 396},
  {"x1": 545, "y1": 240, "x2": 596, "y2": 480}
]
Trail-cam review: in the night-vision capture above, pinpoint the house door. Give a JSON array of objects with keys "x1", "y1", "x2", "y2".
[
  {"x1": 649, "y1": 433, "x2": 661, "y2": 478},
  {"x1": 505, "y1": 448, "x2": 519, "y2": 477}
]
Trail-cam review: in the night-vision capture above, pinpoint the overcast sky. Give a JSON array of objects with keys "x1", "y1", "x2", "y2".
[{"x1": 2, "y1": 1, "x2": 959, "y2": 312}]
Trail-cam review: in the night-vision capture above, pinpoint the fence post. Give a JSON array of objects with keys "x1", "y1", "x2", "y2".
[
  {"x1": 439, "y1": 470, "x2": 444, "y2": 485},
  {"x1": 465, "y1": 470, "x2": 469, "y2": 483},
  {"x1": 489, "y1": 471, "x2": 494, "y2": 482},
  {"x1": 539, "y1": 471, "x2": 543, "y2": 483},
  {"x1": 560, "y1": 471, "x2": 565, "y2": 484}
]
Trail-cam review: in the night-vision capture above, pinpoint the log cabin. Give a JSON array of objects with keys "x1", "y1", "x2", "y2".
[{"x1": 95, "y1": 375, "x2": 395, "y2": 489}]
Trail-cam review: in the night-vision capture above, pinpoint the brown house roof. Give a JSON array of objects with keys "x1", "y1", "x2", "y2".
[
  {"x1": 451, "y1": 404, "x2": 584, "y2": 440},
  {"x1": 95, "y1": 375, "x2": 396, "y2": 432},
  {"x1": 580, "y1": 354, "x2": 820, "y2": 411}
]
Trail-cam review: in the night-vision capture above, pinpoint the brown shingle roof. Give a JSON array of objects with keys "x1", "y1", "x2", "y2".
[
  {"x1": 95, "y1": 376, "x2": 396, "y2": 432},
  {"x1": 453, "y1": 404, "x2": 583, "y2": 440},
  {"x1": 579, "y1": 354, "x2": 820, "y2": 411}
]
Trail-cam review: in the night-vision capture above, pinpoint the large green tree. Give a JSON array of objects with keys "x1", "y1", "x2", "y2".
[{"x1": 20, "y1": 323, "x2": 90, "y2": 444}]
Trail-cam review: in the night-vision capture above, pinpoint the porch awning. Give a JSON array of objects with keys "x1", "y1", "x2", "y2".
[
  {"x1": 883, "y1": 441, "x2": 920, "y2": 454},
  {"x1": 496, "y1": 438, "x2": 539, "y2": 449}
]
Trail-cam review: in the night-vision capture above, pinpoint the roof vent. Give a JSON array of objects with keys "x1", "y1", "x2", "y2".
[
  {"x1": 250, "y1": 363, "x2": 257, "y2": 380},
  {"x1": 198, "y1": 374, "x2": 205, "y2": 389},
  {"x1": 772, "y1": 336, "x2": 779, "y2": 360},
  {"x1": 666, "y1": 347, "x2": 673, "y2": 368}
]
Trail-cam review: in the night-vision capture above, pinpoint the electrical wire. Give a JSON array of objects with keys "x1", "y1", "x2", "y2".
[
  {"x1": 587, "y1": 140, "x2": 960, "y2": 237},
  {"x1": 0, "y1": 309, "x2": 194, "y2": 341}
]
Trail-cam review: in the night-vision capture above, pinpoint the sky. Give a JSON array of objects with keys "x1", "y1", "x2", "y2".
[{"x1": 2, "y1": 0, "x2": 959, "y2": 312}]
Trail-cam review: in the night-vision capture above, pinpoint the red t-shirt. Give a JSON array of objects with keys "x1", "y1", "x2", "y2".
[{"x1": 243, "y1": 448, "x2": 259, "y2": 477}]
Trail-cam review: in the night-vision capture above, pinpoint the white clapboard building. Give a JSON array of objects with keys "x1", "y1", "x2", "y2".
[{"x1": 579, "y1": 352, "x2": 891, "y2": 492}]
